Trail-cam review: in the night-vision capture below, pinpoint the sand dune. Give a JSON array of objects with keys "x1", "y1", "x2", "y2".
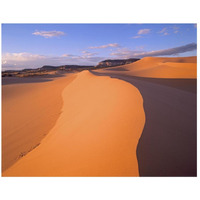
[
  {"x1": 3, "y1": 70, "x2": 145, "y2": 177},
  {"x1": 2, "y1": 56, "x2": 196, "y2": 177},
  {"x1": 100, "y1": 56, "x2": 197, "y2": 79},
  {"x1": 92, "y1": 70, "x2": 196, "y2": 176},
  {"x1": 2, "y1": 74, "x2": 76, "y2": 172}
]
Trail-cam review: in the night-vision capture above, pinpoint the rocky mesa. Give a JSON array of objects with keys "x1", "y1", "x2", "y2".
[{"x1": 95, "y1": 58, "x2": 140, "y2": 68}]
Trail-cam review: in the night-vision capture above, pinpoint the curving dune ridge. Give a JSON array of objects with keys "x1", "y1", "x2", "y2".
[
  {"x1": 93, "y1": 56, "x2": 197, "y2": 176},
  {"x1": 101, "y1": 56, "x2": 197, "y2": 79},
  {"x1": 2, "y1": 56, "x2": 196, "y2": 177},
  {"x1": 3, "y1": 71, "x2": 145, "y2": 177}
]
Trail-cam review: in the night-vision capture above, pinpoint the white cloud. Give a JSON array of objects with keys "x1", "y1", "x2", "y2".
[
  {"x1": 88, "y1": 43, "x2": 120, "y2": 49},
  {"x1": 2, "y1": 52, "x2": 46, "y2": 62},
  {"x1": 2, "y1": 52, "x2": 49, "y2": 70},
  {"x1": 158, "y1": 26, "x2": 181, "y2": 35},
  {"x1": 110, "y1": 43, "x2": 197, "y2": 58},
  {"x1": 136, "y1": 43, "x2": 196, "y2": 57},
  {"x1": 32, "y1": 30, "x2": 65, "y2": 38},
  {"x1": 132, "y1": 35, "x2": 142, "y2": 39},
  {"x1": 61, "y1": 54, "x2": 75, "y2": 57},
  {"x1": 138, "y1": 29, "x2": 151, "y2": 35},
  {"x1": 158, "y1": 27, "x2": 169, "y2": 36},
  {"x1": 173, "y1": 26, "x2": 179, "y2": 34},
  {"x1": 82, "y1": 51, "x2": 97, "y2": 57},
  {"x1": 2, "y1": 43, "x2": 196, "y2": 71},
  {"x1": 110, "y1": 48, "x2": 143, "y2": 59},
  {"x1": 2, "y1": 52, "x2": 103, "y2": 71},
  {"x1": 132, "y1": 29, "x2": 151, "y2": 39}
]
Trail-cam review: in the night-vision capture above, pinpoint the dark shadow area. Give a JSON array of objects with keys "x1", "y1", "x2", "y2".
[
  {"x1": 125, "y1": 76, "x2": 197, "y2": 94},
  {"x1": 103, "y1": 67, "x2": 129, "y2": 71},
  {"x1": 92, "y1": 71, "x2": 197, "y2": 177}
]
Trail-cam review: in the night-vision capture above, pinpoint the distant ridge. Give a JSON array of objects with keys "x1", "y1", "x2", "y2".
[
  {"x1": 40, "y1": 65, "x2": 95, "y2": 71},
  {"x1": 2, "y1": 58, "x2": 140, "y2": 77}
]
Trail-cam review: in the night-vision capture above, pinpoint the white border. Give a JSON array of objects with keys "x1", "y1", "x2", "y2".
[{"x1": 0, "y1": 0, "x2": 199, "y2": 200}]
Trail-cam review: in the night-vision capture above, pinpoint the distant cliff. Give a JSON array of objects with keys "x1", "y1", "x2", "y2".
[{"x1": 95, "y1": 58, "x2": 140, "y2": 68}]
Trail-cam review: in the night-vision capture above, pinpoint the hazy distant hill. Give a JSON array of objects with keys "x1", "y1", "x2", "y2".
[{"x1": 2, "y1": 58, "x2": 140, "y2": 77}]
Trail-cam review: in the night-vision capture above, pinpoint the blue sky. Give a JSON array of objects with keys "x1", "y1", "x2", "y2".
[{"x1": 2, "y1": 24, "x2": 197, "y2": 70}]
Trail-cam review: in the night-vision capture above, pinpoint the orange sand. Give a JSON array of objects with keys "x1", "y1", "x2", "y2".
[
  {"x1": 2, "y1": 74, "x2": 76, "y2": 172},
  {"x1": 3, "y1": 71, "x2": 145, "y2": 177},
  {"x1": 92, "y1": 56, "x2": 197, "y2": 176},
  {"x1": 98, "y1": 56, "x2": 197, "y2": 78}
]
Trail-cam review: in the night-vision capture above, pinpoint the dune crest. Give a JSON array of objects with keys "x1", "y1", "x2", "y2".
[
  {"x1": 3, "y1": 70, "x2": 145, "y2": 177},
  {"x1": 99, "y1": 56, "x2": 197, "y2": 79}
]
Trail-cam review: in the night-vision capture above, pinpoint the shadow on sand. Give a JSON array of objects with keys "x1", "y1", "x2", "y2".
[{"x1": 92, "y1": 71, "x2": 197, "y2": 177}]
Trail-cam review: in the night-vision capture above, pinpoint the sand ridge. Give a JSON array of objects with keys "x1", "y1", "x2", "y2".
[
  {"x1": 98, "y1": 56, "x2": 197, "y2": 79},
  {"x1": 2, "y1": 56, "x2": 196, "y2": 177},
  {"x1": 3, "y1": 70, "x2": 145, "y2": 177},
  {"x1": 92, "y1": 64, "x2": 197, "y2": 176}
]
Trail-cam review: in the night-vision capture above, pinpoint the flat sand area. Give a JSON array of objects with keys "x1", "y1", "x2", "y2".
[
  {"x1": 2, "y1": 74, "x2": 76, "y2": 172},
  {"x1": 3, "y1": 71, "x2": 145, "y2": 176}
]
